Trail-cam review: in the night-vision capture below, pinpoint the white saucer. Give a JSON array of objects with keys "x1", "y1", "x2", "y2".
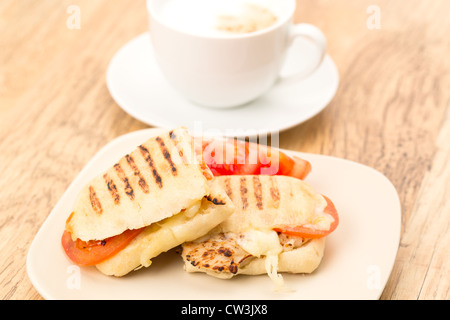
[{"x1": 106, "y1": 33, "x2": 340, "y2": 137}]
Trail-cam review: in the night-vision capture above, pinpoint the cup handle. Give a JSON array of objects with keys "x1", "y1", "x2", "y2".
[{"x1": 277, "y1": 23, "x2": 327, "y2": 85}]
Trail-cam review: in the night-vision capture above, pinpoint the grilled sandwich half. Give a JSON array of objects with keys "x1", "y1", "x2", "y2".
[
  {"x1": 62, "y1": 127, "x2": 234, "y2": 277},
  {"x1": 181, "y1": 175, "x2": 339, "y2": 289}
]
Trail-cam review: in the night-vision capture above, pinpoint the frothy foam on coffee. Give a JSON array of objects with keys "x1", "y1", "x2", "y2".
[
  {"x1": 216, "y1": 3, "x2": 277, "y2": 34},
  {"x1": 156, "y1": 0, "x2": 279, "y2": 37}
]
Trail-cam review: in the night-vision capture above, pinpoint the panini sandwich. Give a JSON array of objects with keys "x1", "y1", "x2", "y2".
[
  {"x1": 61, "y1": 127, "x2": 234, "y2": 276},
  {"x1": 181, "y1": 175, "x2": 339, "y2": 289}
]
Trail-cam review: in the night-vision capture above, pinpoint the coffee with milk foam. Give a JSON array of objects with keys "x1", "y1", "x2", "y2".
[{"x1": 156, "y1": 0, "x2": 280, "y2": 37}]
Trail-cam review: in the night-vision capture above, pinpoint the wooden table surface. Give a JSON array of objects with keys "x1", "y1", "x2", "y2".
[{"x1": 0, "y1": 0, "x2": 448, "y2": 300}]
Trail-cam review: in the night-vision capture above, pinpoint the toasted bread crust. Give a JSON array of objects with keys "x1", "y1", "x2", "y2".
[{"x1": 66, "y1": 128, "x2": 214, "y2": 242}]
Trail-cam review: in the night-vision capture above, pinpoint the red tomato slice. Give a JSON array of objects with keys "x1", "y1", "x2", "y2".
[
  {"x1": 197, "y1": 137, "x2": 311, "y2": 180},
  {"x1": 273, "y1": 195, "x2": 339, "y2": 239},
  {"x1": 61, "y1": 227, "x2": 145, "y2": 266},
  {"x1": 200, "y1": 138, "x2": 260, "y2": 176},
  {"x1": 257, "y1": 144, "x2": 312, "y2": 179}
]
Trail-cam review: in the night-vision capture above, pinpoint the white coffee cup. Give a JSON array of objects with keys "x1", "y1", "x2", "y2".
[{"x1": 146, "y1": 0, "x2": 327, "y2": 108}]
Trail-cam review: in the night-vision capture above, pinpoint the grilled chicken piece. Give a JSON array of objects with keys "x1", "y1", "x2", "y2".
[
  {"x1": 278, "y1": 233, "x2": 308, "y2": 252},
  {"x1": 182, "y1": 233, "x2": 253, "y2": 277},
  {"x1": 182, "y1": 232, "x2": 307, "y2": 278}
]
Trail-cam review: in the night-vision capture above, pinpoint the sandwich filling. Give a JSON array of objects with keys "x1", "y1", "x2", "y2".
[
  {"x1": 182, "y1": 229, "x2": 310, "y2": 289},
  {"x1": 62, "y1": 198, "x2": 205, "y2": 267}
]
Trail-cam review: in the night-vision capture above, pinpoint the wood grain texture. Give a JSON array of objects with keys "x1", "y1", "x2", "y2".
[{"x1": 0, "y1": 0, "x2": 448, "y2": 300}]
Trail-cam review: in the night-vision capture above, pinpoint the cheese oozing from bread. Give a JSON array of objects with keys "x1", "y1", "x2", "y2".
[{"x1": 236, "y1": 229, "x2": 285, "y2": 290}]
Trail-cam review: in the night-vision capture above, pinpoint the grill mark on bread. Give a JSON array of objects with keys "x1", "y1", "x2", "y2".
[
  {"x1": 125, "y1": 154, "x2": 149, "y2": 193},
  {"x1": 270, "y1": 178, "x2": 280, "y2": 208},
  {"x1": 89, "y1": 186, "x2": 103, "y2": 214},
  {"x1": 156, "y1": 136, "x2": 178, "y2": 176},
  {"x1": 138, "y1": 145, "x2": 163, "y2": 188},
  {"x1": 168, "y1": 129, "x2": 189, "y2": 165},
  {"x1": 206, "y1": 195, "x2": 226, "y2": 205},
  {"x1": 240, "y1": 177, "x2": 248, "y2": 210},
  {"x1": 252, "y1": 176, "x2": 263, "y2": 210},
  {"x1": 103, "y1": 173, "x2": 120, "y2": 205},
  {"x1": 224, "y1": 177, "x2": 233, "y2": 200},
  {"x1": 113, "y1": 163, "x2": 135, "y2": 200}
]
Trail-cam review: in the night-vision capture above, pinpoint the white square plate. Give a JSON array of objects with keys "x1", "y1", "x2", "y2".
[{"x1": 27, "y1": 128, "x2": 401, "y2": 300}]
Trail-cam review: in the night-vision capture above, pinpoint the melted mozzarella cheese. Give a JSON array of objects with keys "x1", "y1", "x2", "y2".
[
  {"x1": 265, "y1": 255, "x2": 284, "y2": 290},
  {"x1": 236, "y1": 229, "x2": 286, "y2": 290},
  {"x1": 302, "y1": 204, "x2": 335, "y2": 231},
  {"x1": 183, "y1": 200, "x2": 202, "y2": 218},
  {"x1": 236, "y1": 229, "x2": 282, "y2": 257}
]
